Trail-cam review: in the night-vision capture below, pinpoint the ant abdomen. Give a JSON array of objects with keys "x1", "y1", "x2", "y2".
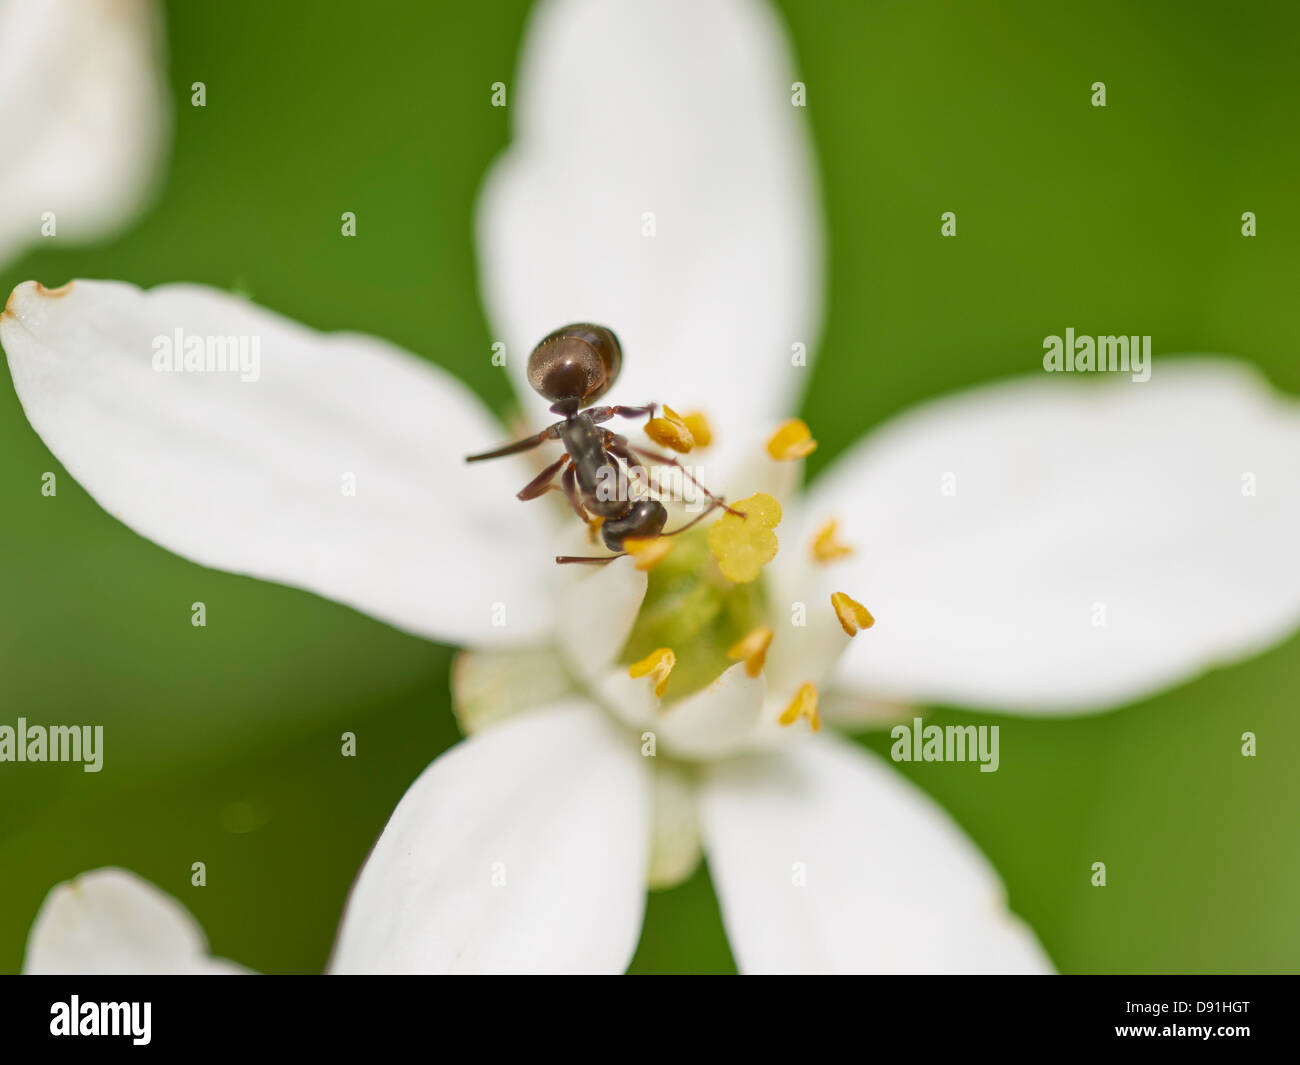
[
  {"x1": 527, "y1": 324, "x2": 622, "y2": 411},
  {"x1": 601, "y1": 499, "x2": 668, "y2": 552}
]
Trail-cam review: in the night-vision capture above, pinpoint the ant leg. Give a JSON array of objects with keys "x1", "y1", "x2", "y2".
[
  {"x1": 555, "y1": 553, "x2": 626, "y2": 565},
  {"x1": 660, "y1": 499, "x2": 725, "y2": 536},
  {"x1": 465, "y1": 421, "x2": 562, "y2": 463},
  {"x1": 610, "y1": 438, "x2": 744, "y2": 517},
  {"x1": 558, "y1": 464, "x2": 594, "y2": 525},
  {"x1": 586, "y1": 403, "x2": 656, "y2": 424},
  {"x1": 516, "y1": 454, "x2": 570, "y2": 501}
]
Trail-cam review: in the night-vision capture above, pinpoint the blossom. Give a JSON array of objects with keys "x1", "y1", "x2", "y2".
[
  {"x1": 6, "y1": 0, "x2": 1299, "y2": 974},
  {"x1": 23, "y1": 868, "x2": 246, "y2": 974},
  {"x1": 0, "y1": 0, "x2": 170, "y2": 271}
]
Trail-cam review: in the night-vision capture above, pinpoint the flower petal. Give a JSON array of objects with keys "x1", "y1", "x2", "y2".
[
  {"x1": 659, "y1": 662, "x2": 766, "y2": 760},
  {"x1": 329, "y1": 700, "x2": 650, "y2": 974},
  {"x1": 451, "y1": 645, "x2": 574, "y2": 734},
  {"x1": 799, "y1": 360, "x2": 1300, "y2": 712},
  {"x1": 557, "y1": 555, "x2": 648, "y2": 682},
  {"x1": 698, "y1": 735, "x2": 1052, "y2": 974},
  {"x1": 1, "y1": 279, "x2": 560, "y2": 646},
  {"x1": 477, "y1": 0, "x2": 822, "y2": 478},
  {"x1": 0, "y1": 0, "x2": 169, "y2": 269},
  {"x1": 647, "y1": 762, "x2": 703, "y2": 891},
  {"x1": 23, "y1": 867, "x2": 248, "y2": 974}
]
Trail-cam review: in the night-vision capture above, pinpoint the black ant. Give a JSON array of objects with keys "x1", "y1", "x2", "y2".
[{"x1": 465, "y1": 323, "x2": 739, "y2": 564}]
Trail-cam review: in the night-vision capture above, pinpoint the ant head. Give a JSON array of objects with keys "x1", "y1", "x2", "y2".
[{"x1": 527, "y1": 324, "x2": 621, "y2": 412}]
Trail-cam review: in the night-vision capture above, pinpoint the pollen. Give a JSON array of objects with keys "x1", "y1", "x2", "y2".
[
  {"x1": 629, "y1": 647, "x2": 676, "y2": 698},
  {"x1": 811, "y1": 518, "x2": 854, "y2": 563},
  {"x1": 645, "y1": 405, "x2": 695, "y2": 453},
  {"x1": 624, "y1": 535, "x2": 674, "y2": 570},
  {"x1": 707, "y1": 492, "x2": 782, "y2": 583},
  {"x1": 766, "y1": 418, "x2": 817, "y2": 461},
  {"x1": 779, "y1": 682, "x2": 820, "y2": 732},
  {"x1": 727, "y1": 625, "x2": 774, "y2": 678},
  {"x1": 681, "y1": 410, "x2": 713, "y2": 448},
  {"x1": 831, "y1": 591, "x2": 874, "y2": 636}
]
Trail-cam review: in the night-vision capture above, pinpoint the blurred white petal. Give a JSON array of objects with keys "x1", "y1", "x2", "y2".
[
  {"x1": 699, "y1": 735, "x2": 1053, "y2": 974},
  {"x1": 477, "y1": 0, "x2": 822, "y2": 478},
  {"x1": 329, "y1": 700, "x2": 650, "y2": 974},
  {"x1": 1, "y1": 279, "x2": 557, "y2": 646},
  {"x1": 0, "y1": 0, "x2": 170, "y2": 269},
  {"x1": 647, "y1": 761, "x2": 702, "y2": 890},
  {"x1": 658, "y1": 662, "x2": 766, "y2": 760},
  {"x1": 24, "y1": 867, "x2": 248, "y2": 975},
  {"x1": 799, "y1": 360, "x2": 1300, "y2": 712},
  {"x1": 599, "y1": 658, "x2": 766, "y2": 760},
  {"x1": 451, "y1": 646, "x2": 573, "y2": 734},
  {"x1": 557, "y1": 555, "x2": 647, "y2": 682}
]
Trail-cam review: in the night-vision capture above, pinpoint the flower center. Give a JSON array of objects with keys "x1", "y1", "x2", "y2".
[{"x1": 617, "y1": 526, "x2": 768, "y2": 701}]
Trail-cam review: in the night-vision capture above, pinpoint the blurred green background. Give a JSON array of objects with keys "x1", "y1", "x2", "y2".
[{"x1": 2, "y1": 0, "x2": 1297, "y2": 973}]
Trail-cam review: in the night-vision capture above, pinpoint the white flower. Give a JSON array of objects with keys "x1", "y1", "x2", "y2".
[
  {"x1": 23, "y1": 868, "x2": 247, "y2": 974},
  {"x1": 0, "y1": 0, "x2": 170, "y2": 271},
  {"x1": 6, "y1": 0, "x2": 1300, "y2": 974}
]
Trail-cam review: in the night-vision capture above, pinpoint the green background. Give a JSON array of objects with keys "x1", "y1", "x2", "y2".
[{"x1": 2, "y1": 0, "x2": 1296, "y2": 973}]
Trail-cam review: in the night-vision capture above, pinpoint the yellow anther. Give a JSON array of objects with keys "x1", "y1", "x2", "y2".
[
  {"x1": 624, "y1": 535, "x2": 674, "y2": 571},
  {"x1": 766, "y1": 418, "x2": 817, "y2": 461},
  {"x1": 629, "y1": 647, "x2": 676, "y2": 698},
  {"x1": 681, "y1": 411, "x2": 713, "y2": 449},
  {"x1": 811, "y1": 518, "x2": 854, "y2": 563},
  {"x1": 707, "y1": 492, "x2": 782, "y2": 584},
  {"x1": 778, "y1": 682, "x2": 820, "y2": 732},
  {"x1": 831, "y1": 591, "x2": 875, "y2": 636},
  {"x1": 726, "y1": 625, "x2": 774, "y2": 678},
  {"x1": 645, "y1": 405, "x2": 695, "y2": 453}
]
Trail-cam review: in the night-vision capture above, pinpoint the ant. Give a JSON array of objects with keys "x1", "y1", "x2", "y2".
[{"x1": 466, "y1": 324, "x2": 739, "y2": 564}]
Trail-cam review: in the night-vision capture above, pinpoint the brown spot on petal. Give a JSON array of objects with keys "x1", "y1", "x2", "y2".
[{"x1": 35, "y1": 281, "x2": 74, "y2": 299}]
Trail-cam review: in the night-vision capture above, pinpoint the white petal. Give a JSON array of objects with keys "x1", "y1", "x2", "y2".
[
  {"x1": 659, "y1": 662, "x2": 766, "y2": 760},
  {"x1": 763, "y1": 512, "x2": 855, "y2": 702},
  {"x1": 451, "y1": 646, "x2": 574, "y2": 735},
  {"x1": 23, "y1": 867, "x2": 248, "y2": 974},
  {"x1": 800, "y1": 360, "x2": 1300, "y2": 712},
  {"x1": 329, "y1": 700, "x2": 650, "y2": 974},
  {"x1": 817, "y1": 689, "x2": 917, "y2": 730},
  {"x1": 600, "y1": 658, "x2": 767, "y2": 760},
  {"x1": 698, "y1": 735, "x2": 1052, "y2": 974},
  {"x1": 0, "y1": 0, "x2": 170, "y2": 269},
  {"x1": 557, "y1": 555, "x2": 647, "y2": 682},
  {"x1": 647, "y1": 762, "x2": 702, "y2": 891},
  {"x1": 1, "y1": 279, "x2": 560, "y2": 646},
  {"x1": 477, "y1": 0, "x2": 822, "y2": 478}
]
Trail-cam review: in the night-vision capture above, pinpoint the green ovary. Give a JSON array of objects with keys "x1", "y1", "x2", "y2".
[{"x1": 618, "y1": 528, "x2": 768, "y2": 702}]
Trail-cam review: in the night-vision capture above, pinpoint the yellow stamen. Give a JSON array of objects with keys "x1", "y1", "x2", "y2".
[
  {"x1": 707, "y1": 492, "x2": 782, "y2": 583},
  {"x1": 726, "y1": 625, "x2": 774, "y2": 678},
  {"x1": 681, "y1": 410, "x2": 713, "y2": 449},
  {"x1": 645, "y1": 405, "x2": 695, "y2": 453},
  {"x1": 811, "y1": 518, "x2": 854, "y2": 563},
  {"x1": 766, "y1": 418, "x2": 817, "y2": 461},
  {"x1": 778, "y1": 682, "x2": 820, "y2": 731},
  {"x1": 628, "y1": 647, "x2": 676, "y2": 698},
  {"x1": 624, "y1": 535, "x2": 674, "y2": 570},
  {"x1": 831, "y1": 591, "x2": 874, "y2": 636}
]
